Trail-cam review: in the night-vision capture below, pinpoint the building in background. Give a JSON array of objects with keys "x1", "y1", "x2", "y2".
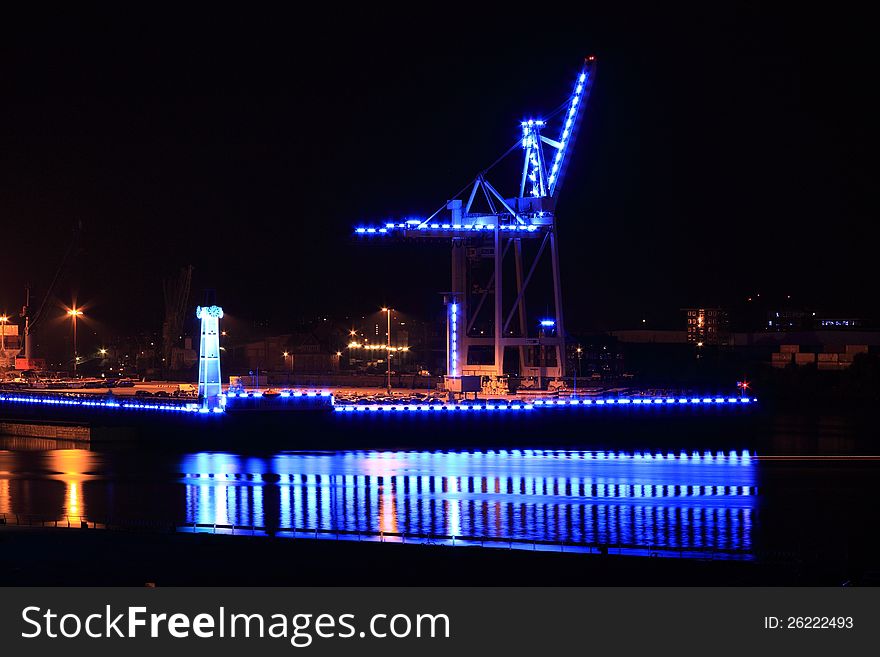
[
  {"x1": 1, "y1": 322, "x2": 21, "y2": 369},
  {"x1": 683, "y1": 308, "x2": 729, "y2": 346},
  {"x1": 765, "y1": 306, "x2": 868, "y2": 332},
  {"x1": 766, "y1": 308, "x2": 813, "y2": 331},
  {"x1": 229, "y1": 332, "x2": 341, "y2": 374},
  {"x1": 566, "y1": 335, "x2": 625, "y2": 382},
  {"x1": 815, "y1": 317, "x2": 866, "y2": 329}
]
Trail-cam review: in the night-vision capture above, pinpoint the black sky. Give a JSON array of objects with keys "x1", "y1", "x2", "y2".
[{"x1": 0, "y1": 7, "x2": 875, "y2": 349}]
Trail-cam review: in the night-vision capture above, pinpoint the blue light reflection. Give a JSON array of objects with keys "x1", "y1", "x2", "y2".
[{"x1": 180, "y1": 449, "x2": 755, "y2": 554}]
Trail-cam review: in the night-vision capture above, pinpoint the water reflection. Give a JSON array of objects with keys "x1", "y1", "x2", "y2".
[
  {"x1": 54, "y1": 450, "x2": 96, "y2": 519},
  {"x1": 0, "y1": 448, "x2": 96, "y2": 520},
  {"x1": 180, "y1": 450, "x2": 756, "y2": 551}
]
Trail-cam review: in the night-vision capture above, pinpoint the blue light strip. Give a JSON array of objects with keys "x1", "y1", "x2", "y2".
[
  {"x1": 449, "y1": 302, "x2": 459, "y2": 377},
  {"x1": 355, "y1": 223, "x2": 544, "y2": 236},
  {"x1": 226, "y1": 391, "x2": 332, "y2": 399},
  {"x1": 332, "y1": 397, "x2": 755, "y2": 413},
  {"x1": 530, "y1": 397, "x2": 754, "y2": 407}
]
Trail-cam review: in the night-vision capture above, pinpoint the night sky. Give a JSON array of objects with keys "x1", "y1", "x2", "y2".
[{"x1": 1, "y1": 7, "x2": 874, "y2": 350}]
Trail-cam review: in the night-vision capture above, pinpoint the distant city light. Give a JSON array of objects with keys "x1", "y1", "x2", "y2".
[{"x1": 348, "y1": 342, "x2": 408, "y2": 352}]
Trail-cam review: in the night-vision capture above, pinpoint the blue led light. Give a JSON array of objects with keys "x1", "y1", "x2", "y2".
[
  {"x1": 449, "y1": 301, "x2": 459, "y2": 377},
  {"x1": 354, "y1": 223, "x2": 549, "y2": 237}
]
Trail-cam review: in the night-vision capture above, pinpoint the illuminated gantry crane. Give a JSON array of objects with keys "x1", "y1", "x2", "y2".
[{"x1": 356, "y1": 57, "x2": 597, "y2": 389}]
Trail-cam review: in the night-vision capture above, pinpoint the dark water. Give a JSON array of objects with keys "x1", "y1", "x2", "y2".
[{"x1": 1, "y1": 414, "x2": 878, "y2": 562}]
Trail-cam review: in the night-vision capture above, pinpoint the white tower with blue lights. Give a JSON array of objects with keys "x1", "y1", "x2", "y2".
[{"x1": 196, "y1": 304, "x2": 223, "y2": 409}]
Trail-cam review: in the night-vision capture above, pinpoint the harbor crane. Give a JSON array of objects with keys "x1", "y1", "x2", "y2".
[{"x1": 355, "y1": 58, "x2": 597, "y2": 391}]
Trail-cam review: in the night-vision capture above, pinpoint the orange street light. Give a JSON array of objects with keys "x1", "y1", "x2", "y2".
[{"x1": 67, "y1": 307, "x2": 84, "y2": 373}]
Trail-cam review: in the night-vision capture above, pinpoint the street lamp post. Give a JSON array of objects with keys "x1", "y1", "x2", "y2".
[
  {"x1": 382, "y1": 307, "x2": 392, "y2": 395},
  {"x1": 575, "y1": 346, "x2": 582, "y2": 396},
  {"x1": 0, "y1": 315, "x2": 8, "y2": 366},
  {"x1": 67, "y1": 308, "x2": 83, "y2": 374}
]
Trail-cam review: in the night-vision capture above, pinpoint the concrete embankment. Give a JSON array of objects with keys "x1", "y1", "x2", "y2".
[{"x1": 0, "y1": 421, "x2": 90, "y2": 441}]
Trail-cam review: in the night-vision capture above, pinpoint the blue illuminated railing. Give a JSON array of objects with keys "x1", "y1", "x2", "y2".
[
  {"x1": 1, "y1": 391, "x2": 755, "y2": 418},
  {"x1": 226, "y1": 391, "x2": 332, "y2": 399},
  {"x1": 332, "y1": 397, "x2": 755, "y2": 413},
  {"x1": 0, "y1": 392, "x2": 208, "y2": 414}
]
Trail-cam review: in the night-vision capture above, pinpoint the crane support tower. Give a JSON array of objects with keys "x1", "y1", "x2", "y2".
[{"x1": 355, "y1": 57, "x2": 597, "y2": 391}]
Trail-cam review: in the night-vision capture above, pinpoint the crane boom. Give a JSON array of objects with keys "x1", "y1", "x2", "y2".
[{"x1": 548, "y1": 56, "x2": 596, "y2": 199}]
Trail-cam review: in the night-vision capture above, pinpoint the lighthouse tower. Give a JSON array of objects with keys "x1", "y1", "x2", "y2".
[{"x1": 196, "y1": 304, "x2": 223, "y2": 410}]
